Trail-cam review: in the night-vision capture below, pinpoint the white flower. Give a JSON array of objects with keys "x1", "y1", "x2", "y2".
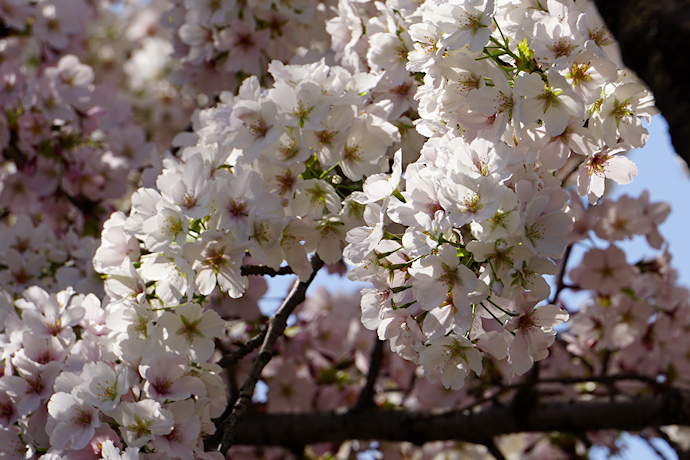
[
  {"x1": 148, "y1": 399, "x2": 201, "y2": 460},
  {"x1": 590, "y1": 81, "x2": 658, "y2": 148},
  {"x1": 569, "y1": 245, "x2": 640, "y2": 295},
  {"x1": 272, "y1": 80, "x2": 330, "y2": 130},
  {"x1": 336, "y1": 114, "x2": 400, "y2": 181},
  {"x1": 139, "y1": 354, "x2": 206, "y2": 402},
  {"x1": 577, "y1": 145, "x2": 638, "y2": 204},
  {"x1": 184, "y1": 232, "x2": 247, "y2": 298},
  {"x1": 100, "y1": 440, "x2": 141, "y2": 460},
  {"x1": 419, "y1": 336, "x2": 483, "y2": 390},
  {"x1": 343, "y1": 200, "x2": 386, "y2": 265},
  {"x1": 140, "y1": 205, "x2": 189, "y2": 252},
  {"x1": 293, "y1": 179, "x2": 342, "y2": 219},
  {"x1": 113, "y1": 400, "x2": 174, "y2": 449},
  {"x1": 427, "y1": 0, "x2": 495, "y2": 52},
  {"x1": 438, "y1": 173, "x2": 506, "y2": 228},
  {"x1": 157, "y1": 303, "x2": 225, "y2": 362},
  {"x1": 521, "y1": 195, "x2": 573, "y2": 258},
  {"x1": 94, "y1": 212, "x2": 140, "y2": 275},
  {"x1": 514, "y1": 71, "x2": 584, "y2": 136},
  {"x1": 74, "y1": 361, "x2": 131, "y2": 415},
  {"x1": 407, "y1": 22, "x2": 443, "y2": 72},
  {"x1": 409, "y1": 245, "x2": 478, "y2": 312},
  {"x1": 378, "y1": 308, "x2": 426, "y2": 362},
  {"x1": 156, "y1": 154, "x2": 213, "y2": 220},
  {"x1": 361, "y1": 149, "x2": 403, "y2": 203},
  {"x1": 16, "y1": 286, "x2": 84, "y2": 340},
  {"x1": 139, "y1": 248, "x2": 194, "y2": 307}
]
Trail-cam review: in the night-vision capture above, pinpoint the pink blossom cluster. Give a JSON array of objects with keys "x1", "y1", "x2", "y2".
[
  {"x1": 0, "y1": 51, "x2": 154, "y2": 234},
  {"x1": 0, "y1": 215, "x2": 100, "y2": 297},
  {"x1": 0, "y1": 283, "x2": 226, "y2": 459},
  {"x1": 164, "y1": 0, "x2": 334, "y2": 96},
  {"x1": 564, "y1": 193, "x2": 690, "y2": 383},
  {"x1": 0, "y1": 1, "x2": 162, "y2": 237}
]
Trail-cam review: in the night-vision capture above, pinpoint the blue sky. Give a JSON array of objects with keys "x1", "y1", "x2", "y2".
[{"x1": 608, "y1": 116, "x2": 690, "y2": 288}]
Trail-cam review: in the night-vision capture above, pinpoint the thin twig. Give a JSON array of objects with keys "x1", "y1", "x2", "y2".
[
  {"x1": 218, "y1": 255, "x2": 324, "y2": 453},
  {"x1": 401, "y1": 365, "x2": 417, "y2": 406},
  {"x1": 641, "y1": 433, "x2": 672, "y2": 460},
  {"x1": 458, "y1": 373, "x2": 663, "y2": 414},
  {"x1": 655, "y1": 427, "x2": 690, "y2": 460},
  {"x1": 549, "y1": 243, "x2": 574, "y2": 305},
  {"x1": 485, "y1": 438, "x2": 507, "y2": 460},
  {"x1": 217, "y1": 330, "x2": 268, "y2": 368},
  {"x1": 351, "y1": 337, "x2": 385, "y2": 411},
  {"x1": 215, "y1": 340, "x2": 240, "y2": 400},
  {"x1": 457, "y1": 385, "x2": 515, "y2": 413},
  {"x1": 537, "y1": 373, "x2": 663, "y2": 388}
]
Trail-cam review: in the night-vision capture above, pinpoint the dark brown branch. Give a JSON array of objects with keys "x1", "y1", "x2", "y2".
[
  {"x1": 240, "y1": 264, "x2": 294, "y2": 277},
  {"x1": 641, "y1": 433, "x2": 673, "y2": 460},
  {"x1": 352, "y1": 338, "x2": 385, "y2": 411},
  {"x1": 218, "y1": 255, "x2": 325, "y2": 453},
  {"x1": 217, "y1": 330, "x2": 267, "y2": 368},
  {"x1": 232, "y1": 390, "x2": 690, "y2": 447},
  {"x1": 485, "y1": 439, "x2": 507, "y2": 460},
  {"x1": 549, "y1": 243, "x2": 574, "y2": 305}
]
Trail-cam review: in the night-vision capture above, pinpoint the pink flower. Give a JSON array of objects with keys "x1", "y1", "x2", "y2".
[
  {"x1": 46, "y1": 392, "x2": 101, "y2": 451},
  {"x1": 506, "y1": 298, "x2": 569, "y2": 377},
  {"x1": 569, "y1": 245, "x2": 640, "y2": 295}
]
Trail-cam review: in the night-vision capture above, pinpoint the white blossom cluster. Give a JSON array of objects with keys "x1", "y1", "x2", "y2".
[
  {"x1": 341, "y1": 0, "x2": 657, "y2": 388},
  {"x1": 22, "y1": 57, "x2": 404, "y2": 457},
  {"x1": 98, "y1": 58, "x2": 402, "y2": 299},
  {"x1": 0, "y1": 0, "x2": 673, "y2": 456}
]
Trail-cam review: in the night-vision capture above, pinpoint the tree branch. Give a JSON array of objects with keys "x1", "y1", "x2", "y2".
[
  {"x1": 352, "y1": 338, "x2": 385, "y2": 411},
  {"x1": 240, "y1": 264, "x2": 294, "y2": 277},
  {"x1": 549, "y1": 243, "x2": 574, "y2": 305},
  {"x1": 217, "y1": 255, "x2": 325, "y2": 453},
  {"x1": 655, "y1": 427, "x2": 690, "y2": 460},
  {"x1": 232, "y1": 390, "x2": 690, "y2": 447},
  {"x1": 217, "y1": 330, "x2": 267, "y2": 368},
  {"x1": 640, "y1": 433, "x2": 673, "y2": 460},
  {"x1": 485, "y1": 439, "x2": 507, "y2": 460}
]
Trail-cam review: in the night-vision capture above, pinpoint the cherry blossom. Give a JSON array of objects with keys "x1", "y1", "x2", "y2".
[{"x1": 0, "y1": 0, "x2": 685, "y2": 458}]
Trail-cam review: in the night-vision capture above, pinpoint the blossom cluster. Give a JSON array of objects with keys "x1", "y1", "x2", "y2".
[
  {"x1": 0, "y1": 1, "x2": 166, "y2": 234},
  {"x1": 0, "y1": 0, "x2": 684, "y2": 458},
  {"x1": 164, "y1": 0, "x2": 334, "y2": 96},
  {"x1": 0, "y1": 282, "x2": 227, "y2": 459},
  {"x1": 341, "y1": 0, "x2": 657, "y2": 389},
  {"x1": 97, "y1": 54, "x2": 406, "y2": 308},
  {"x1": 564, "y1": 193, "x2": 690, "y2": 380}
]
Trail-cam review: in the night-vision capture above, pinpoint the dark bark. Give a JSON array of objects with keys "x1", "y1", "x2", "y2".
[
  {"x1": 593, "y1": 0, "x2": 690, "y2": 168},
  {"x1": 216, "y1": 255, "x2": 325, "y2": 453},
  {"x1": 233, "y1": 391, "x2": 690, "y2": 447}
]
